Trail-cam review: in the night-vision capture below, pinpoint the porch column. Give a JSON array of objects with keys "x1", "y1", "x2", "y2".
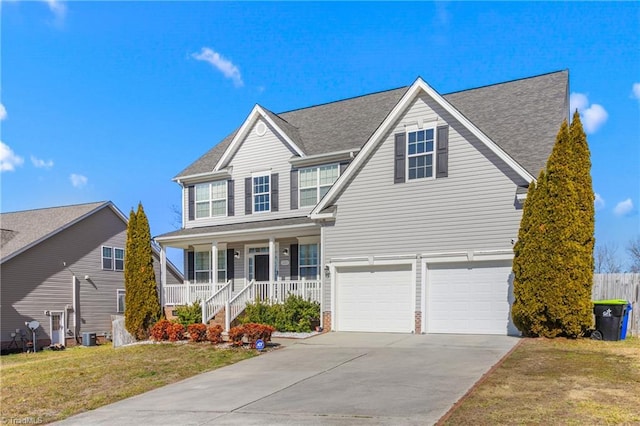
[
  {"x1": 269, "y1": 237, "x2": 276, "y2": 283},
  {"x1": 269, "y1": 237, "x2": 276, "y2": 302},
  {"x1": 159, "y1": 244, "x2": 166, "y2": 308},
  {"x1": 211, "y1": 241, "x2": 218, "y2": 288}
]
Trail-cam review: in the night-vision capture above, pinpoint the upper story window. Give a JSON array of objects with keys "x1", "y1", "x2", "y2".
[
  {"x1": 102, "y1": 246, "x2": 124, "y2": 271},
  {"x1": 407, "y1": 128, "x2": 435, "y2": 180},
  {"x1": 299, "y1": 164, "x2": 339, "y2": 207},
  {"x1": 195, "y1": 181, "x2": 227, "y2": 218},
  {"x1": 253, "y1": 174, "x2": 270, "y2": 212}
]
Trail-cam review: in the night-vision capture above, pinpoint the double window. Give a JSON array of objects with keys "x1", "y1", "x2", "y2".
[
  {"x1": 253, "y1": 174, "x2": 270, "y2": 212},
  {"x1": 299, "y1": 164, "x2": 339, "y2": 207},
  {"x1": 102, "y1": 246, "x2": 124, "y2": 271},
  {"x1": 194, "y1": 250, "x2": 228, "y2": 283},
  {"x1": 407, "y1": 128, "x2": 435, "y2": 180},
  {"x1": 195, "y1": 181, "x2": 227, "y2": 218}
]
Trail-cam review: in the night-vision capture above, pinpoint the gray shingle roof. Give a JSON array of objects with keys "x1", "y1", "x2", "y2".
[
  {"x1": 0, "y1": 201, "x2": 109, "y2": 262},
  {"x1": 175, "y1": 71, "x2": 568, "y2": 180}
]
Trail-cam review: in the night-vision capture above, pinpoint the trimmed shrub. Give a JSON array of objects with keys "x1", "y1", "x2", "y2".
[
  {"x1": 167, "y1": 323, "x2": 185, "y2": 342},
  {"x1": 228, "y1": 326, "x2": 245, "y2": 346},
  {"x1": 242, "y1": 323, "x2": 275, "y2": 347},
  {"x1": 187, "y1": 323, "x2": 207, "y2": 342},
  {"x1": 150, "y1": 319, "x2": 172, "y2": 341},
  {"x1": 174, "y1": 301, "x2": 202, "y2": 327},
  {"x1": 206, "y1": 324, "x2": 223, "y2": 344}
]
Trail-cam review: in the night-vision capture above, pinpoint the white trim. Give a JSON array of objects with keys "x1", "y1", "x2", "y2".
[
  {"x1": 155, "y1": 223, "x2": 318, "y2": 244},
  {"x1": 116, "y1": 289, "x2": 126, "y2": 314},
  {"x1": 194, "y1": 181, "x2": 228, "y2": 219},
  {"x1": 173, "y1": 168, "x2": 232, "y2": 185},
  {"x1": 297, "y1": 236, "x2": 320, "y2": 245},
  {"x1": 299, "y1": 163, "x2": 340, "y2": 208},
  {"x1": 252, "y1": 172, "x2": 271, "y2": 214},
  {"x1": 310, "y1": 77, "x2": 535, "y2": 216},
  {"x1": 289, "y1": 149, "x2": 359, "y2": 167},
  {"x1": 215, "y1": 105, "x2": 305, "y2": 171},
  {"x1": 405, "y1": 126, "x2": 436, "y2": 182}
]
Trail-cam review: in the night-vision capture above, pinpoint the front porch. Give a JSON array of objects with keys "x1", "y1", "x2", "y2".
[{"x1": 155, "y1": 216, "x2": 324, "y2": 331}]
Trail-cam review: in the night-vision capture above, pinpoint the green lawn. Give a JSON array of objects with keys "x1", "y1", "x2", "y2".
[
  {"x1": 0, "y1": 343, "x2": 257, "y2": 424},
  {"x1": 441, "y1": 337, "x2": 640, "y2": 425}
]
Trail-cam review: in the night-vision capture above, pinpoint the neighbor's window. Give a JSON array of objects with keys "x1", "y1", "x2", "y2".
[
  {"x1": 407, "y1": 128, "x2": 435, "y2": 180},
  {"x1": 102, "y1": 246, "x2": 113, "y2": 270},
  {"x1": 253, "y1": 174, "x2": 270, "y2": 212},
  {"x1": 299, "y1": 243, "x2": 319, "y2": 279},
  {"x1": 114, "y1": 248, "x2": 125, "y2": 271},
  {"x1": 195, "y1": 181, "x2": 227, "y2": 218},
  {"x1": 299, "y1": 164, "x2": 339, "y2": 207},
  {"x1": 117, "y1": 289, "x2": 125, "y2": 313}
]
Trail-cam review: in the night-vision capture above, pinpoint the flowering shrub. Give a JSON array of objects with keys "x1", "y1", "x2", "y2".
[
  {"x1": 167, "y1": 322, "x2": 185, "y2": 342},
  {"x1": 150, "y1": 319, "x2": 172, "y2": 341},
  {"x1": 187, "y1": 323, "x2": 208, "y2": 342},
  {"x1": 228, "y1": 326, "x2": 245, "y2": 346},
  {"x1": 207, "y1": 324, "x2": 223, "y2": 344}
]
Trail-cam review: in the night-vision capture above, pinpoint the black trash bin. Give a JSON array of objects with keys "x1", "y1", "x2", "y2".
[{"x1": 593, "y1": 300, "x2": 628, "y2": 341}]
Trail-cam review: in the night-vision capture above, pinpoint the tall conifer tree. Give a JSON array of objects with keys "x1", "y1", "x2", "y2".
[{"x1": 124, "y1": 203, "x2": 161, "y2": 339}]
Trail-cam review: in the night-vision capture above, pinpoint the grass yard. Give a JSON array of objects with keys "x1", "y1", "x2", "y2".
[
  {"x1": 0, "y1": 343, "x2": 257, "y2": 424},
  {"x1": 442, "y1": 337, "x2": 640, "y2": 425}
]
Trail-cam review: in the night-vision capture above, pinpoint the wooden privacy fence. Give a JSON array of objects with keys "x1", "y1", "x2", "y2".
[{"x1": 593, "y1": 273, "x2": 639, "y2": 337}]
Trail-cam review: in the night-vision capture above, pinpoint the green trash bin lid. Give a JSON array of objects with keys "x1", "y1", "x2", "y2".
[{"x1": 593, "y1": 299, "x2": 628, "y2": 305}]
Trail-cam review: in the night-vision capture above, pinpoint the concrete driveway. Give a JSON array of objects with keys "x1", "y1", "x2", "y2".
[{"x1": 56, "y1": 333, "x2": 518, "y2": 425}]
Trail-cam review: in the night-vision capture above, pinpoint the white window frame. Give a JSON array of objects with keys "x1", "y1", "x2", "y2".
[
  {"x1": 194, "y1": 246, "x2": 228, "y2": 284},
  {"x1": 194, "y1": 250, "x2": 211, "y2": 283},
  {"x1": 116, "y1": 289, "x2": 125, "y2": 313},
  {"x1": 102, "y1": 246, "x2": 113, "y2": 270},
  {"x1": 195, "y1": 181, "x2": 227, "y2": 219},
  {"x1": 406, "y1": 126, "x2": 436, "y2": 181},
  {"x1": 252, "y1": 173, "x2": 271, "y2": 213},
  {"x1": 299, "y1": 164, "x2": 340, "y2": 207}
]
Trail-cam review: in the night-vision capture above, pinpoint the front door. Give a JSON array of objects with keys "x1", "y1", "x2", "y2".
[
  {"x1": 254, "y1": 255, "x2": 270, "y2": 281},
  {"x1": 50, "y1": 311, "x2": 64, "y2": 345}
]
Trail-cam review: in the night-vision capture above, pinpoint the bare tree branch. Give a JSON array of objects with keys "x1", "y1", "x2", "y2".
[
  {"x1": 594, "y1": 243, "x2": 621, "y2": 273},
  {"x1": 627, "y1": 235, "x2": 640, "y2": 273}
]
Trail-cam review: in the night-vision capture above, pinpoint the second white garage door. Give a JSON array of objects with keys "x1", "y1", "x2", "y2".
[
  {"x1": 336, "y1": 264, "x2": 414, "y2": 333},
  {"x1": 427, "y1": 261, "x2": 514, "y2": 335}
]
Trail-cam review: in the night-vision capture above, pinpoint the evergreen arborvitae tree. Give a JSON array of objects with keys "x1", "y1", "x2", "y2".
[
  {"x1": 124, "y1": 203, "x2": 161, "y2": 339},
  {"x1": 512, "y1": 116, "x2": 595, "y2": 338}
]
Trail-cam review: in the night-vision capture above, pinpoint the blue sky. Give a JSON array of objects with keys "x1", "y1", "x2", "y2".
[{"x1": 1, "y1": 1, "x2": 639, "y2": 270}]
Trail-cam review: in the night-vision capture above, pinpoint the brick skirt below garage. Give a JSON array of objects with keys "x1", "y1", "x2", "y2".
[
  {"x1": 415, "y1": 312, "x2": 422, "y2": 334},
  {"x1": 322, "y1": 311, "x2": 332, "y2": 331}
]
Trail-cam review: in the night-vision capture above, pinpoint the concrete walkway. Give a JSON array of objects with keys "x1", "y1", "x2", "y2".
[{"x1": 56, "y1": 333, "x2": 519, "y2": 425}]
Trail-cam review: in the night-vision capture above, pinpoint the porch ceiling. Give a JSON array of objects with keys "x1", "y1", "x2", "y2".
[{"x1": 154, "y1": 216, "x2": 319, "y2": 248}]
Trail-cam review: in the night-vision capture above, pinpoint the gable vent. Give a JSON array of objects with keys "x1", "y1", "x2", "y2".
[{"x1": 255, "y1": 122, "x2": 267, "y2": 136}]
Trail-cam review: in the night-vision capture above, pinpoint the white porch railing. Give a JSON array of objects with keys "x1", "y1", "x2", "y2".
[
  {"x1": 254, "y1": 280, "x2": 322, "y2": 304},
  {"x1": 202, "y1": 280, "x2": 232, "y2": 324},
  {"x1": 164, "y1": 282, "x2": 226, "y2": 306},
  {"x1": 226, "y1": 280, "x2": 256, "y2": 331}
]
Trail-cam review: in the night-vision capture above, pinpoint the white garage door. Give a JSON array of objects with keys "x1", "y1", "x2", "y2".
[
  {"x1": 427, "y1": 261, "x2": 514, "y2": 335},
  {"x1": 336, "y1": 264, "x2": 413, "y2": 333}
]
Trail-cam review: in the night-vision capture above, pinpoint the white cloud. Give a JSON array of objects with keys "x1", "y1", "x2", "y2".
[
  {"x1": 632, "y1": 83, "x2": 640, "y2": 100},
  {"x1": 570, "y1": 92, "x2": 608, "y2": 134},
  {"x1": 44, "y1": 0, "x2": 67, "y2": 25},
  {"x1": 594, "y1": 193, "x2": 605, "y2": 210},
  {"x1": 0, "y1": 141, "x2": 24, "y2": 172},
  {"x1": 31, "y1": 155, "x2": 54, "y2": 169},
  {"x1": 0, "y1": 103, "x2": 6, "y2": 121},
  {"x1": 70, "y1": 173, "x2": 88, "y2": 188},
  {"x1": 192, "y1": 47, "x2": 244, "y2": 87},
  {"x1": 614, "y1": 198, "x2": 633, "y2": 217}
]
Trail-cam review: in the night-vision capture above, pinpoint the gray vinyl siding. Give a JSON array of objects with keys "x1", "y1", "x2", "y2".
[
  {"x1": 323, "y1": 93, "x2": 528, "y2": 311},
  {"x1": 184, "y1": 119, "x2": 307, "y2": 229},
  {"x1": 1, "y1": 207, "x2": 181, "y2": 347}
]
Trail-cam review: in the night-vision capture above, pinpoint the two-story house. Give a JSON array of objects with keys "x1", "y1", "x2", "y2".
[
  {"x1": 155, "y1": 70, "x2": 568, "y2": 335},
  {"x1": 1, "y1": 201, "x2": 183, "y2": 350}
]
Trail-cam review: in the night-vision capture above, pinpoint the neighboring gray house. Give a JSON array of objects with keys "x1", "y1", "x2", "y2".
[
  {"x1": 0, "y1": 201, "x2": 182, "y2": 350},
  {"x1": 155, "y1": 70, "x2": 568, "y2": 335}
]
